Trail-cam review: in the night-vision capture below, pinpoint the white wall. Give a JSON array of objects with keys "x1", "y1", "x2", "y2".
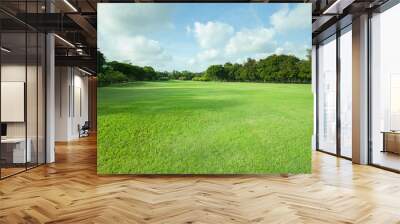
[
  {"x1": 55, "y1": 67, "x2": 89, "y2": 141},
  {"x1": 1, "y1": 65, "x2": 26, "y2": 140},
  {"x1": 1, "y1": 65, "x2": 40, "y2": 137},
  {"x1": 55, "y1": 66, "x2": 70, "y2": 141},
  {"x1": 73, "y1": 73, "x2": 89, "y2": 137},
  {"x1": 1, "y1": 63, "x2": 46, "y2": 164}
]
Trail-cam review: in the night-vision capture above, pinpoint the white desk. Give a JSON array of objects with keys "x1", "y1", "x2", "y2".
[{"x1": 1, "y1": 138, "x2": 31, "y2": 163}]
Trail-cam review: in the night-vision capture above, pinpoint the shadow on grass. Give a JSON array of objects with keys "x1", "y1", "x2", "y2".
[{"x1": 99, "y1": 96, "x2": 242, "y2": 116}]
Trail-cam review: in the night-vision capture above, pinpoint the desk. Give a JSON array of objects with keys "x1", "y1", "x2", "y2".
[
  {"x1": 1, "y1": 138, "x2": 31, "y2": 163},
  {"x1": 382, "y1": 131, "x2": 400, "y2": 154}
]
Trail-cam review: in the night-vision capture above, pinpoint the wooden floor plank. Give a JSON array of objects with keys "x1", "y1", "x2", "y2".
[{"x1": 1, "y1": 135, "x2": 400, "y2": 223}]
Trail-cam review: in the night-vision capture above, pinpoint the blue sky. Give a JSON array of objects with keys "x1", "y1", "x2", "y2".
[{"x1": 98, "y1": 3, "x2": 311, "y2": 72}]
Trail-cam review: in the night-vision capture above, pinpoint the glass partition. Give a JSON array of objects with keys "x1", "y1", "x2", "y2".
[
  {"x1": 0, "y1": 2, "x2": 46, "y2": 179},
  {"x1": 317, "y1": 35, "x2": 337, "y2": 154},
  {"x1": 339, "y1": 26, "x2": 352, "y2": 158},
  {"x1": 1, "y1": 31, "x2": 28, "y2": 177},
  {"x1": 370, "y1": 3, "x2": 400, "y2": 171}
]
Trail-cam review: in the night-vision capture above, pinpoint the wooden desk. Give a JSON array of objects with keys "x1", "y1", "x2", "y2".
[
  {"x1": 1, "y1": 138, "x2": 31, "y2": 164},
  {"x1": 382, "y1": 131, "x2": 400, "y2": 154}
]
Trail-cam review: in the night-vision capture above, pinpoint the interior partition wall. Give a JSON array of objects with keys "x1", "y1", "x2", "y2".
[
  {"x1": 370, "y1": 2, "x2": 400, "y2": 171},
  {"x1": 0, "y1": 2, "x2": 46, "y2": 179},
  {"x1": 54, "y1": 67, "x2": 89, "y2": 142}
]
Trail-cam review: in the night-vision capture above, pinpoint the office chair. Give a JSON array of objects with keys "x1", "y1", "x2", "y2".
[{"x1": 79, "y1": 121, "x2": 90, "y2": 138}]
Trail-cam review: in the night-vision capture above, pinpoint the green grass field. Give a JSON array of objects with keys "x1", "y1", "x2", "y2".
[{"x1": 98, "y1": 81, "x2": 313, "y2": 174}]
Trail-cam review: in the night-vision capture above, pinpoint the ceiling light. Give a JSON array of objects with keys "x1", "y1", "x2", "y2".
[
  {"x1": 1, "y1": 47, "x2": 11, "y2": 53},
  {"x1": 54, "y1": 34, "x2": 75, "y2": 48},
  {"x1": 63, "y1": 0, "x2": 78, "y2": 12}
]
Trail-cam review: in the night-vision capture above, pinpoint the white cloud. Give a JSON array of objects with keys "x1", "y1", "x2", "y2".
[
  {"x1": 98, "y1": 4, "x2": 174, "y2": 36},
  {"x1": 274, "y1": 47, "x2": 284, "y2": 55},
  {"x1": 225, "y1": 27, "x2": 276, "y2": 56},
  {"x1": 197, "y1": 49, "x2": 220, "y2": 61},
  {"x1": 188, "y1": 32, "x2": 277, "y2": 71},
  {"x1": 186, "y1": 25, "x2": 279, "y2": 71},
  {"x1": 186, "y1": 49, "x2": 225, "y2": 72},
  {"x1": 270, "y1": 4, "x2": 311, "y2": 32},
  {"x1": 98, "y1": 4, "x2": 174, "y2": 70},
  {"x1": 98, "y1": 4, "x2": 310, "y2": 72},
  {"x1": 188, "y1": 21, "x2": 234, "y2": 49},
  {"x1": 101, "y1": 35, "x2": 172, "y2": 69},
  {"x1": 274, "y1": 42, "x2": 308, "y2": 59}
]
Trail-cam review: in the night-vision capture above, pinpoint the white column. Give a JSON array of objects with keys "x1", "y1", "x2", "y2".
[
  {"x1": 352, "y1": 14, "x2": 369, "y2": 164},
  {"x1": 46, "y1": 32, "x2": 55, "y2": 163},
  {"x1": 312, "y1": 45, "x2": 317, "y2": 151}
]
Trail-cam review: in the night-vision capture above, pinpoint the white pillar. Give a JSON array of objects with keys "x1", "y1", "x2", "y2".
[
  {"x1": 312, "y1": 45, "x2": 317, "y2": 151},
  {"x1": 352, "y1": 14, "x2": 369, "y2": 164},
  {"x1": 46, "y1": 32, "x2": 55, "y2": 163}
]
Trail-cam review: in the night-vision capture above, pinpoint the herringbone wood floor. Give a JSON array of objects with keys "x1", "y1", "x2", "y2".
[{"x1": 1, "y1": 135, "x2": 400, "y2": 224}]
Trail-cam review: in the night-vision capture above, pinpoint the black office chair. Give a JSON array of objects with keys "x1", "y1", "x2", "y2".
[{"x1": 79, "y1": 121, "x2": 90, "y2": 138}]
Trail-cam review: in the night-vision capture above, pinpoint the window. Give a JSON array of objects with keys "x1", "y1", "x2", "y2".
[
  {"x1": 370, "y1": 3, "x2": 400, "y2": 171},
  {"x1": 317, "y1": 35, "x2": 337, "y2": 154},
  {"x1": 339, "y1": 26, "x2": 352, "y2": 158}
]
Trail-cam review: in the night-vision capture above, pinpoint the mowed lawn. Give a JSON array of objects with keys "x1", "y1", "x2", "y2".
[{"x1": 98, "y1": 81, "x2": 313, "y2": 174}]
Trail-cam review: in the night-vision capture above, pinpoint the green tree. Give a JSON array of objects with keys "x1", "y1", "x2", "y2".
[
  {"x1": 98, "y1": 70, "x2": 128, "y2": 86},
  {"x1": 205, "y1": 65, "x2": 225, "y2": 81},
  {"x1": 97, "y1": 51, "x2": 107, "y2": 74},
  {"x1": 243, "y1": 58, "x2": 257, "y2": 81},
  {"x1": 143, "y1": 66, "x2": 156, "y2": 80},
  {"x1": 97, "y1": 49, "x2": 312, "y2": 85}
]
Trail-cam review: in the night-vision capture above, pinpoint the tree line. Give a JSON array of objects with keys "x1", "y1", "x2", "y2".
[{"x1": 97, "y1": 50, "x2": 311, "y2": 86}]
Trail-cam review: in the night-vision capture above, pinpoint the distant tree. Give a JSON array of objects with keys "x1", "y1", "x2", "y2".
[
  {"x1": 107, "y1": 61, "x2": 142, "y2": 81},
  {"x1": 157, "y1": 71, "x2": 170, "y2": 80},
  {"x1": 97, "y1": 51, "x2": 107, "y2": 74},
  {"x1": 242, "y1": 58, "x2": 257, "y2": 81},
  {"x1": 205, "y1": 65, "x2": 225, "y2": 81},
  {"x1": 298, "y1": 50, "x2": 311, "y2": 83},
  {"x1": 279, "y1": 55, "x2": 300, "y2": 82},
  {"x1": 257, "y1": 56, "x2": 274, "y2": 82},
  {"x1": 176, "y1": 71, "x2": 194, "y2": 80},
  {"x1": 143, "y1": 66, "x2": 156, "y2": 80},
  {"x1": 97, "y1": 49, "x2": 311, "y2": 85},
  {"x1": 223, "y1": 62, "x2": 235, "y2": 81},
  {"x1": 98, "y1": 70, "x2": 128, "y2": 86}
]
